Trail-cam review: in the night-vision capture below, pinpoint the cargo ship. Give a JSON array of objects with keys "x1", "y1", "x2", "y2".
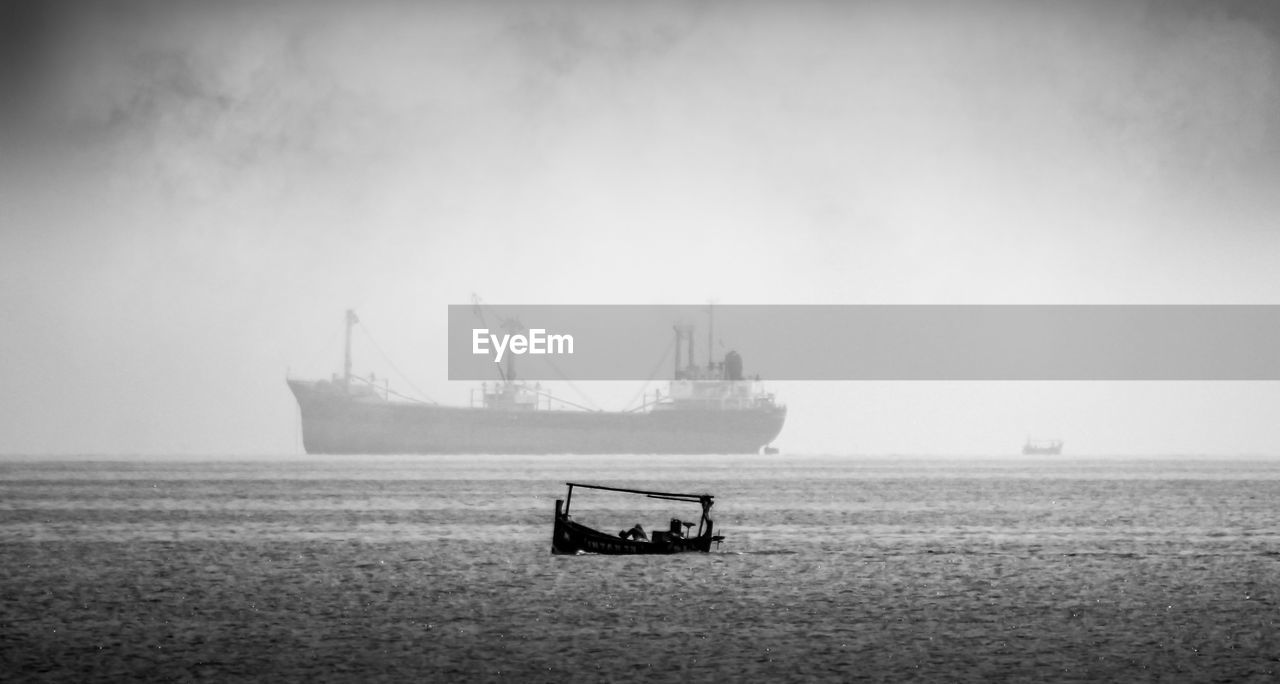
[{"x1": 287, "y1": 311, "x2": 786, "y2": 454}]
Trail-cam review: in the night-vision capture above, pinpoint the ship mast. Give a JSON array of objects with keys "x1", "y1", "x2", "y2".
[
  {"x1": 706, "y1": 302, "x2": 714, "y2": 370},
  {"x1": 673, "y1": 323, "x2": 694, "y2": 379},
  {"x1": 343, "y1": 309, "x2": 358, "y2": 392},
  {"x1": 500, "y1": 317, "x2": 523, "y2": 383}
]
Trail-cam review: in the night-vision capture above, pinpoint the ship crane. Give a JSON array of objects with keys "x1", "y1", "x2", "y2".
[
  {"x1": 342, "y1": 309, "x2": 358, "y2": 392},
  {"x1": 334, "y1": 308, "x2": 436, "y2": 404},
  {"x1": 469, "y1": 294, "x2": 600, "y2": 412},
  {"x1": 470, "y1": 294, "x2": 525, "y2": 383}
]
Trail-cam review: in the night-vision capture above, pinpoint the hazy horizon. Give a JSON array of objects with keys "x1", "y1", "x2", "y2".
[{"x1": 3, "y1": 0, "x2": 1280, "y2": 456}]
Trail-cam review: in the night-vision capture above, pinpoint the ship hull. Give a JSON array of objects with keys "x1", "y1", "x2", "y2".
[{"x1": 288, "y1": 380, "x2": 786, "y2": 454}]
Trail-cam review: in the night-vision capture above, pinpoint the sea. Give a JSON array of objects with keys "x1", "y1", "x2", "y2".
[{"x1": 2, "y1": 453, "x2": 1278, "y2": 682}]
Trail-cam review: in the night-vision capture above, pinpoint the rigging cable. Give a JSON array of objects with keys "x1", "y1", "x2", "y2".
[
  {"x1": 539, "y1": 353, "x2": 603, "y2": 412},
  {"x1": 624, "y1": 336, "x2": 676, "y2": 412},
  {"x1": 471, "y1": 293, "x2": 601, "y2": 409},
  {"x1": 356, "y1": 324, "x2": 439, "y2": 405}
]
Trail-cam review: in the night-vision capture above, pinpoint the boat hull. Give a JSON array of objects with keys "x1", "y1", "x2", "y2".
[
  {"x1": 552, "y1": 513, "x2": 716, "y2": 555},
  {"x1": 288, "y1": 379, "x2": 786, "y2": 455}
]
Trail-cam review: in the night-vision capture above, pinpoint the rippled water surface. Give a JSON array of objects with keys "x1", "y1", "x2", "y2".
[{"x1": 3, "y1": 454, "x2": 1279, "y2": 681}]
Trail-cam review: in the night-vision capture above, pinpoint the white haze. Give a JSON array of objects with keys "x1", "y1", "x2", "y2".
[{"x1": 2, "y1": 0, "x2": 1279, "y2": 455}]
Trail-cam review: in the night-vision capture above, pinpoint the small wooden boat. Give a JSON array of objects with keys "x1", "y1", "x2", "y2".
[
  {"x1": 551, "y1": 482, "x2": 724, "y2": 555},
  {"x1": 1022, "y1": 438, "x2": 1064, "y2": 455}
]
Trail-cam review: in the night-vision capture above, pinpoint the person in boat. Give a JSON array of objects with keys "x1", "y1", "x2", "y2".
[{"x1": 618, "y1": 524, "x2": 648, "y2": 541}]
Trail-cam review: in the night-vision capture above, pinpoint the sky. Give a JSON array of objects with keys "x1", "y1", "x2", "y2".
[{"x1": 2, "y1": 0, "x2": 1279, "y2": 456}]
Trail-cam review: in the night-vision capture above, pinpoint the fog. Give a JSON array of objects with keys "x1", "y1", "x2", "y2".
[{"x1": 2, "y1": 0, "x2": 1279, "y2": 455}]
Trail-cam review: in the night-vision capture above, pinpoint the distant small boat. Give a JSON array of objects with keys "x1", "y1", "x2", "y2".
[
  {"x1": 551, "y1": 482, "x2": 724, "y2": 555},
  {"x1": 1023, "y1": 438, "x2": 1063, "y2": 455}
]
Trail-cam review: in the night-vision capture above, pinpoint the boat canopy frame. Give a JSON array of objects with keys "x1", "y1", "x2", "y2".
[{"x1": 562, "y1": 482, "x2": 715, "y2": 538}]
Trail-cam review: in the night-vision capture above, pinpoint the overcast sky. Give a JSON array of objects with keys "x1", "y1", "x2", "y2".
[{"x1": 2, "y1": 0, "x2": 1280, "y2": 455}]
